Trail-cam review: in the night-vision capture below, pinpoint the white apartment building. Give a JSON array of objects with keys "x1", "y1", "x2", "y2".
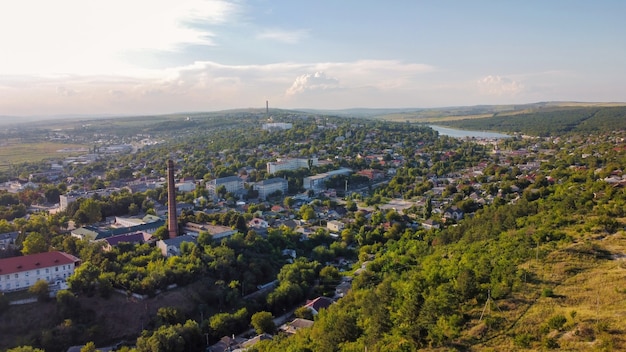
[
  {"x1": 59, "y1": 188, "x2": 120, "y2": 211},
  {"x1": 0, "y1": 251, "x2": 80, "y2": 292},
  {"x1": 267, "y1": 157, "x2": 318, "y2": 175},
  {"x1": 254, "y1": 178, "x2": 289, "y2": 199},
  {"x1": 262, "y1": 122, "x2": 292, "y2": 131},
  {"x1": 303, "y1": 168, "x2": 352, "y2": 191},
  {"x1": 206, "y1": 176, "x2": 244, "y2": 197}
]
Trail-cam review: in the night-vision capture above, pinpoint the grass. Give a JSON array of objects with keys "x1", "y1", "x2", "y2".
[
  {"x1": 469, "y1": 230, "x2": 626, "y2": 351},
  {"x1": 0, "y1": 140, "x2": 87, "y2": 167}
]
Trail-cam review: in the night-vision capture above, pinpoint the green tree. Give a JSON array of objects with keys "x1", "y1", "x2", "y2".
[
  {"x1": 22, "y1": 232, "x2": 48, "y2": 255},
  {"x1": 29, "y1": 279, "x2": 50, "y2": 302},
  {"x1": 7, "y1": 347, "x2": 45, "y2": 352},
  {"x1": 153, "y1": 226, "x2": 169, "y2": 240},
  {"x1": 251, "y1": 311, "x2": 276, "y2": 334},
  {"x1": 56, "y1": 289, "x2": 81, "y2": 319},
  {"x1": 80, "y1": 342, "x2": 97, "y2": 352},
  {"x1": 300, "y1": 205, "x2": 316, "y2": 221},
  {"x1": 284, "y1": 196, "x2": 295, "y2": 209}
]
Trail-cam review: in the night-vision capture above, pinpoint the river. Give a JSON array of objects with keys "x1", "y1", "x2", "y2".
[{"x1": 429, "y1": 125, "x2": 511, "y2": 139}]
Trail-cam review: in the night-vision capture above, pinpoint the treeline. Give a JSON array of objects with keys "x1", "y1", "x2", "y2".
[{"x1": 440, "y1": 106, "x2": 626, "y2": 136}]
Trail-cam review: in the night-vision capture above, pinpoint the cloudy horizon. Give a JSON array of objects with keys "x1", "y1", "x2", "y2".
[{"x1": 1, "y1": 1, "x2": 625, "y2": 117}]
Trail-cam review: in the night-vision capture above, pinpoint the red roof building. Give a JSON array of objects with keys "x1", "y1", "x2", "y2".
[{"x1": 0, "y1": 251, "x2": 80, "y2": 292}]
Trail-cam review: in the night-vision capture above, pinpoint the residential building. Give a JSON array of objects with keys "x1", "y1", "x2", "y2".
[
  {"x1": 266, "y1": 157, "x2": 318, "y2": 174},
  {"x1": 0, "y1": 251, "x2": 80, "y2": 292},
  {"x1": 303, "y1": 168, "x2": 352, "y2": 191},
  {"x1": 443, "y1": 206, "x2": 464, "y2": 221},
  {"x1": 157, "y1": 235, "x2": 197, "y2": 257},
  {"x1": 206, "y1": 176, "x2": 243, "y2": 197},
  {"x1": 59, "y1": 188, "x2": 120, "y2": 211},
  {"x1": 0, "y1": 232, "x2": 19, "y2": 250},
  {"x1": 357, "y1": 168, "x2": 385, "y2": 180},
  {"x1": 281, "y1": 318, "x2": 314, "y2": 335},
  {"x1": 254, "y1": 178, "x2": 288, "y2": 199},
  {"x1": 303, "y1": 296, "x2": 334, "y2": 315},
  {"x1": 327, "y1": 220, "x2": 345, "y2": 232},
  {"x1": 262, "y1": 122, "x2": 292, "y2": 131}
]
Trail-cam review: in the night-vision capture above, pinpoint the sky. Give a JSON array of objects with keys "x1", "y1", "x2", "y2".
[{"x1": 1, "y1": 0, "x2": 625, "y2": 117}]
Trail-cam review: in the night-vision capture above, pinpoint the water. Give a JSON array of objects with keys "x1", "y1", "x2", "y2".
[{"x1": 429, "y1": 125, "x2": 510, "y2": 139}]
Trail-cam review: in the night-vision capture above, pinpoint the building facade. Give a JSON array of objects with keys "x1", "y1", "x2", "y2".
[
  {"x1": 59, "y1": 188, "x2": 120, "y2": 211},
  {"x1": 303, "y1": 168, "x2": 352, "y2": 191},
  {"x1": 254, "y1": 178, "x2": 288, "y2": 199},
  {"x1": 266, "y1": 157, "x2": 318, "y2": 175},
  {"x1": 206, "y1": 176, "x2": 244, "y2": 197},
  {"x1": 0, "y1": 251, "x2": 80, "y2": 292}
]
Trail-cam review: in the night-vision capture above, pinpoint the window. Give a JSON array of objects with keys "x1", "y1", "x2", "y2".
[
  {"x1": 14, "y1": 274, "x2": 18, "y2": 278},
  {"x1": 45, "y1": 268, "x2": 49, "y2": 273},
  {"x1": 36, "y1": 269, "x2": 40, "y2": 275},
  {"x1": 55, "y1": 267, "x2": 58, "y2": 272},
  {"x1": 26, "y1": 272, "x2": 29, "y2": 277}
]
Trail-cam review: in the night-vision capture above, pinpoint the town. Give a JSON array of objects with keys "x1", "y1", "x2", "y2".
[{"x1": 1, "y1": 107, "x2": 626, "y2": 351}]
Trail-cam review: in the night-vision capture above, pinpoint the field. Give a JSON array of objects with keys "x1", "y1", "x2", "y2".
[{"x1": 0, "y1": 141, "x2": 87, "y2": 168}]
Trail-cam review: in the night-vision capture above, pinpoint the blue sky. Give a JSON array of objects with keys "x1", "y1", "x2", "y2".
[{"x1": 1, "y1": 0, "x2": 624, "y2": 116}]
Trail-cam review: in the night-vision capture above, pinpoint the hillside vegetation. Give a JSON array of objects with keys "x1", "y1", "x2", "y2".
[{"x1": 437, "y1": 106, "x2": 626, "y2": 136}]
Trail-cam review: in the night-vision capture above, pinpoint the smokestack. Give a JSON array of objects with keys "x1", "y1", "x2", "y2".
[
  {"x1": 266, "y1": 100, "x2": 269, "y2": 115},
  {"x1": 167, "y1": 159, "x2": 178, "y2": 239}
]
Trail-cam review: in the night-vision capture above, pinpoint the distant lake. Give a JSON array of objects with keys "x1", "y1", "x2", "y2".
[{"x1": 429, "y1": 125, "x2": 511, "y2": 139}]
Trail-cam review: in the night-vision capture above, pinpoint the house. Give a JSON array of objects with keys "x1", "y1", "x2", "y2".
[
  {"x1": 0, "y1": 251, "x2": 80, "y2": 292},
  {"x1": 357, "y1": 169, "x2": 385, "y2": 180},
  {"x1": 327, "y1": 220, "x2": 345, "y2": 232},
  {"x1": 234, "y1": 334, "x2": 273, "y2": 351},
  {"x1": 248, "y1": 218, "x2": 269, "y2": 236},
  {"x1": 0, "y1": 231, "x2": 19, "y2": 250},
  {"x1": 281, "y1": 318, "x2": 314, "y2": 335},
  {"x1": 335, "y1": 277, "x2": 352, "y2": 298},
  {"x1": 421, "y1": 219, "x2": 441, "y2": 230},
  {"x1": 157, "y1": 235, "x2": 197, "y2": 257},
  {"x1": 443, "y1": 206, "x2": 464, "y2": 221},
  {"x1": 208, "y1": 335, "x2": 247, "y2": 352},
  {"x1": 303, "y1": 296, "x2": 334, "y2": 315}
]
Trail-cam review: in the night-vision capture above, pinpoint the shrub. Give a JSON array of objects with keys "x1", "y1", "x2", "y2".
[
  {"x1": 547, "y1": 314, "x2": 567, "y2": 330},
  {"x1": 513, "y1": 333, "x2": 533, "y2": 348}
]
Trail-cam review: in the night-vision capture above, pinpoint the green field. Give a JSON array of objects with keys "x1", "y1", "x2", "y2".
[{"x1": 0, "y1": 141, "x2": 87, "y2": 167}]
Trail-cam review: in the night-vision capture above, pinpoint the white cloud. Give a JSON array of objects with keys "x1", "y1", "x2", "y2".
[
  {"x1": 0, "y1": 59, "x2": 438, "y2": 115},
  {"x1": 286, "y1": 72, "x2": 340, "y2": 95},
  {"x1": 0, "y1": 0, "x2": 239, "y2": 75},
  {"x1": 477, "y1": 75, "x2": 524, "y2": 96},
  {"x1": 257, "y1": 29, "x2": 309, "y2": 44}
]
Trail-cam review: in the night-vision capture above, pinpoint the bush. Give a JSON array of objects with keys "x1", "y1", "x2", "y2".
[
  {"x1": 547, "y1": 314, "x2": 567, "y2": 330},
  {"x1": 542, "y1": 336, "x2": 559, "y2": 349},
  {"x1": 541, "y1": 287, "x2": 554, "y2": 297},
  {"x1": 513, "y1": 333, "x2": 533, "y2": 348}
]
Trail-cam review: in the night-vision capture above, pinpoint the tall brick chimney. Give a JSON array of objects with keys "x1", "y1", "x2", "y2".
[{"x1": 167, "y1": 159, "x2": 178, "y2": 238}]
